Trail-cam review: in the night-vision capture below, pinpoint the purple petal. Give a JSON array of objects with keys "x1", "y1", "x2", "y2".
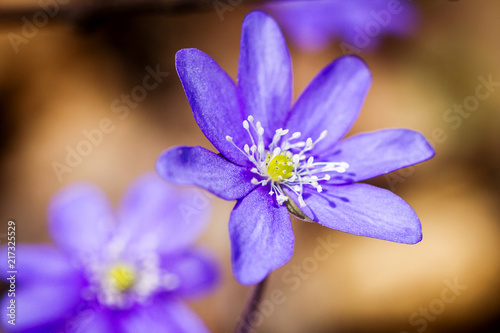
[
  {"x1": 322, "y1": 129, "x2": 435, "y2": 183},
  {"x1": 21, "y1": 325, "x2": 62, "y2": 333},
  {"x1": 161, "y1": 249, "x2": 219, "y2": 298},
  {"x1": 0, "y1": 282, "x2": 83, "y2": 331},
  {"x1": 290, "y1": 183, "x2": 422, "y2": 244},
  {"x1": 229, "y1": 186, "x2": 294, "y2": 285},
  {"x1": 338, "y1": 0, "x2": 419, "y2": 49},
  {"x1": 156, "y1": 146, "x2": 257, "y2": 200},
  {"x1": 0, "y1": 245, "x2": 81, "y2": 282},
  {"x1": 48, "y1": 184, "x2": 114, "y2": 257},
  {"x1": 176, "y1": 48, "x2": 248, "y2": 166},
  {"x1": 119, "y1": 299, "x2": 209, "y2": 333},
  {"x1": 67, "y1": 308, "x2": 115, "y2": 333},
  {"x1": 117, "y1": 173, "x2": 210, "y2": 254},
  {"x1": 238, "y1": 11, "x2": 292, "y2": 142},
  {"x1": 285, "y1": 56, "x2": 371, "y2": 156},
  {"x1": 266, "y1": 1, "x2": 347, "y2": 51},
  {"x1": 267, "y1": 0, "x2": 418, "y2": 52}
]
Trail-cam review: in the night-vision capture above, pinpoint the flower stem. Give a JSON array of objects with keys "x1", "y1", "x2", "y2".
[{"x1": 234, "y1": 275, "x2": 269, "y2": 333}]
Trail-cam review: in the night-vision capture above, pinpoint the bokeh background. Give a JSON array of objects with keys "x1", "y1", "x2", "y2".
[{"x1": 1, "y1": 0, "x2": 500, "y2": 332}]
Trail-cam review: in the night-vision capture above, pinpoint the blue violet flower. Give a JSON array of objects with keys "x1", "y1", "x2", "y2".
[
  {"x1": 266, "y1": 0, "x2": 418, "y2": 52},
  {"x1": 156, "y1": 11, "x2": 435, "y2": 285},
  {"x1": 1, "y1": 173, "x2": 218, "y2": 332}
]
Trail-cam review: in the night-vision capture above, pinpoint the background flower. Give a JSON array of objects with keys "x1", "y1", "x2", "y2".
[
  {"x1": 265, "y1": 0, "x2": 418, "y2": 52},
  {"x1": 156, "y1": 11, "x2": 434, "y2": 285},
  {"x1": 0, "y1": 173, "x2": 218, "y2": 332}
]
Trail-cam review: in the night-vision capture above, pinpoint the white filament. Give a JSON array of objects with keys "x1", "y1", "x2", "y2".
[{"x1": 226, "y1": 115, "x2": 349, "y2": 207}]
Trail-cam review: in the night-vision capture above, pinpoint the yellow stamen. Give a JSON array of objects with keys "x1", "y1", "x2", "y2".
[
  {"x1": 266, "y1": 153, "x2": 294, "y2": 181},
  {"x1": 108, "y1": 264, "x2": 136, "y2": 292}
]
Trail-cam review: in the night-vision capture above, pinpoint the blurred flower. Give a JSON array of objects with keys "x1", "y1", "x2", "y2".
[
  {"x1": 1, "y1": 173, "x2": 218, "y2": 332},
  {"x1": 265, "y1": 0, "x2": 418, "y2": 52},
  {"x1": 156, "y1": 11, "x2": 434, "y2": 285}
]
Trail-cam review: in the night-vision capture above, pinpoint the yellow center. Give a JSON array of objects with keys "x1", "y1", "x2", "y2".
[
  {"x1": 266, "y1": 154, "x2": 294, "y2": 181},
  {"x1": 108, "y1": 264, "x2": 136, "y2": 292}
]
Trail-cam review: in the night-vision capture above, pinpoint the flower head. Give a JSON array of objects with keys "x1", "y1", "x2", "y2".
[
  {"x1": 1, "y1": 173, "x2": 218, "y2": 332},
  {"x1": 156, "y1": 11, "x2": 434, "y2": 285},
  {"x1": 266, "y1": 0, "x2": 418, "y2": 52}
]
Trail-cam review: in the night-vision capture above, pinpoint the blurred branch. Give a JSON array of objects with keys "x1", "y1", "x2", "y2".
[{"x1": 0, "y1": 0, "x2": 283, "y2": 26}]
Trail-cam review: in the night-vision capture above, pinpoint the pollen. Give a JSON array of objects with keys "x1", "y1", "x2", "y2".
[
  {"x1": 266, "y1": 153, "x2": 294, "y2": 181},
  {"x1": 227, "y1": 115, "x2": 348, "y2": 206},
  {"x1": 108, "y1": 263, "x2": 136, "y2": 292}
]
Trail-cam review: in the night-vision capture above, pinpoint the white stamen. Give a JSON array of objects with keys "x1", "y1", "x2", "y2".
[
  {"x1": 258, "y1": 143, "x2": 265, "y2": 154},
  {"x1": 225, "y1": 117, "x2": 348, "y2": 207}
]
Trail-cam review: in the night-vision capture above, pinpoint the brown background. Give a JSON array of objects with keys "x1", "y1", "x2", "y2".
[{"x1": 0, "y1": 1, "x2": 499, "y2": 332}]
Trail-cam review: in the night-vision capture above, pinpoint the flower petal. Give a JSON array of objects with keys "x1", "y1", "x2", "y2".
[
  {"x1": 0, "y1": 281, "x2": 83, "y2": 331},
  {"x1": 268, "y1": 0, "x2": 418, "y2": 52},
  {"x1": 176, "y1": 48, "x2": 248, "y2": 166},
  {"x1": 48, "y1": 184, "x2": 114, "y2": 257},
  {"x1": 238, "y1": 11, "x2": 292, "y2": 142},
  {"x1": 322, "y1": 129, "x2": 435, "y2": 183},
  {"x1": 119, "y1": 299, "x2": 209, "y2": 333},
  {"x1": 117, "y1": 173, "x2": 210, "y2": 254},
  {"x1": 69, "y1": 308, "x2": 115, "y2": 333},
  {"x1": 161, "y1": 249, "x2": 219, "y2": 298},
  {"x1": 156, "y1": 146, "x2": 257, "y2": 201},
  {"x1": 0, "y1": 245, "x2": 81, "y2": 283},
  {"x1": 285, "y1": 55, "x2": 371, "y2": 155},
  {"x1": 338, "y1": 0, "x2": 419, "y2": 49},
  {"x1": 289, "y1": 183, "x2": 422, "y2": 244},
  {"x1": 229, "y1": 186, "x2": 294, "y2": 285},
  {"x1": 266, "y1": 1, "x2": 346, "y2": 51}
]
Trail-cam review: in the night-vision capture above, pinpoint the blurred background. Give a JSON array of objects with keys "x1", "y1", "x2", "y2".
[{"x1": 0, "y1": 0, "x2": 499, "y2": 332}]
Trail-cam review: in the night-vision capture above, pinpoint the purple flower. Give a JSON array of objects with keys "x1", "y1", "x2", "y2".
[
  {"x1": 265, "y1": 0, "x2": 418, "y2": 52},
  {"x1": 156, "y1": 11, "x2": 434, "y2": 285},
  {"x1": 1, "y1": 174, "x2": 218, "y2": 332}
]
